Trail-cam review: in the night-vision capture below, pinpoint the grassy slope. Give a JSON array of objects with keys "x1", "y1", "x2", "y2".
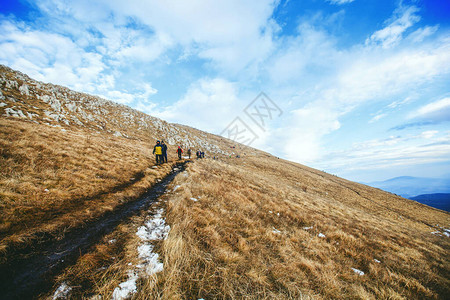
[
  {"x1": 0, "y1": 118, "x2": 176, "y2": 257},
  {"x1": 152, "y1": 157, "x2": 449, "y2": 299},
  {"x1": 0, "y1": 65, "x2": 449, "y2": 299}
]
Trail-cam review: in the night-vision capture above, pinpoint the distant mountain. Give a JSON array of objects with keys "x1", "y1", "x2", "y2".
[
  {"x1": 368, "y1": 176, "x2": 450, "y2": 198},
  {"x1": 410, "y1": 193, "x2": 450, "y2": 212}
]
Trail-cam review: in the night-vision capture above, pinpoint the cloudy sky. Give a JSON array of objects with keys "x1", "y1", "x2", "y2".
[{"x1": 1, "y1": 0, "x2": 449, "y2": 182}]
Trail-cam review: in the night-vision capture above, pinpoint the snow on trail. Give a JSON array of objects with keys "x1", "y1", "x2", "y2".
[
  {"x1": 52, "y1": 282, "x2": 72, "y2": 299},
  {"x1": 112, "y1": 208, "x2": 170, "y2": 300}
]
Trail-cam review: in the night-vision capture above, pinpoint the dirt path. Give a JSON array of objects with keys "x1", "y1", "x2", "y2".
[{"x1": 0, "y1": 162, "x2": 187, "y2": 300}]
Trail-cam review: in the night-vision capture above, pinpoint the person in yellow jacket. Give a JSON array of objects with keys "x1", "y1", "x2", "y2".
[{"x1": 153, "y1": 140, "x2": 163, "y2": 164}]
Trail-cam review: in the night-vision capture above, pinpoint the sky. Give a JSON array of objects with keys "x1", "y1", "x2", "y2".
[{"x1": 1, "y1": 0, "x2": 449, "y2": 182}]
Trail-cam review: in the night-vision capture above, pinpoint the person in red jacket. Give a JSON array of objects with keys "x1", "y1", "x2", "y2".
[{"x1": 176, "y1": 146, "x2": 183, "y2": 160}]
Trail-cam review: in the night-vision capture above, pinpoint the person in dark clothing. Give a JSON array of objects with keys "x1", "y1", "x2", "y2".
[
  {"x1": 153, "y1": 140, "x2": 163, "y2": 164},
  {"x1": 196, "y1": 150, "x2": 201, "y2": 159},
  {"x1": 201, "y1": 151, "x2": 205, "y2": 158},
  {"x1": 176, "y1": 146, "x2": 183, "y2": 160},
  {"x1": 161, "y1": 140, "x2": 168, "y2": 163},
  {"x1": 187, "y1": 148, "x2": 191, "y2": 159}
]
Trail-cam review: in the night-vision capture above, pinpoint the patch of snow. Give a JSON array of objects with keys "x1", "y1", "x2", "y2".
[
  {"x1": 173, "y1": 185, "x2": 181, "y2": 191},
  {"x1": 191, "y1": 197, "x2": 198, "y2": 202},
  {"x1": 318, "y1": 233, "x2": 326, "y2": 238},
  {"x1": 272, "y1": 227, "x2": 281, "y2": 234},
  {"x1": 269, "y1": 211, "x2": 273, "y2": 214},
  {"x1": 137, "y1": 245, "x2": 164, "y2": 275},
  {"x1": 44, "y1": 188, "x2": 49, "y2": 192},
  {"x1": 374, "y1": 259, "x2": 381, "y2": 264},
  {"x1": 114, "y1": 207, "x2": 170, "y2": 296},
  {"x1": 112, "y1": 271, "x2": 138, "y2": 300},
  {"x1": 136, "y1": 212, "x2": 170, "y2": 241},
  {"x1": 351, "y1": 268, "x2": 365, "y2": 276},
  {"x1": 52, "y1": 282, "x2": 72, "y2": 299},
  {"x1": 431, "y1": 231, "x2": 442, "y2": 236},
  {"x1": 303, "y1": 226, "x2": 313, "y2": 230},
  {"x1": 444, "y1": 231, "x2": 450, "y2": 238},
  {"x1": 0, "y1": 102, "x2": 6, "y2": 107}
]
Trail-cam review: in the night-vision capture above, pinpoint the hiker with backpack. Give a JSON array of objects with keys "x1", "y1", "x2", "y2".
[
  {"x1": 187, "y1": 148, "x2": 191, "y2": 159},
  {"x1": 161, "y1": 140, "x2": 168, "y2": 163},
  {"x1": 153, "y1": 140, "x2": 163, "y2": 165},
  {"x1": 176, "y1": 146, "x2": 183, "y2": 160}
]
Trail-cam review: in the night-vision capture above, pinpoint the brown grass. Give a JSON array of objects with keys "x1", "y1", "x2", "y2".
[
  {"x1": 146, "y1": 157, "x2": 449, "y2": 299},
  {"x1": 0, "y1": 118, "x2": 177, "y2": 259},
  {"x1": 40, "y1": 153, "x2": 449, "y2": 299}
]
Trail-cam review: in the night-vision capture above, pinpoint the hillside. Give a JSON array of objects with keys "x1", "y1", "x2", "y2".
[{"x1": 0, "y1": 65, "x2": 449, "y2": 299}]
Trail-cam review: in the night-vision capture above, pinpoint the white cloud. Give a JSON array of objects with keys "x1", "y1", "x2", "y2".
[
  {"x1": 387, "y1": 97, "x2": 412, "y2": 109},
  {"x1": 335, "y1": 41, "x2": 450, "y2": 104},
  {"x1": 267, "y1": 23, "x2": 340, "y2": 85},
  {"x1": 366, "y1": 5, "x2": 420, "y2": 48},
  {"x1": 278, "y1": 103, "x2": 341, "y2": 163},
  {"x1": 97, "y1": 83, "x2": 158, "y2": 105},
  {"x1": 326, "y1": 0, "x2": 356, "y2": 5},
  {"x1": 408, "y1": 25, "x2": 439, "y2": 43},
  {"x1": 369, "y1": 113, "x2": 387, "y2": 123},
  {"x1": 265, "y1": 22, "x2": 450, "y2": 164},
  {"x1": 101, "y1": 0, "x2": 279, "y2": 73},
  {"x1": 419, "y1": 130, "x2": 438, "y2": 139},
  {"x1": 314, "y1": 133, "x2": 450, "y2": 173},
  {"x1": 0, "y1": 19, "x2": 106, "y2": 91},
  {"x1": 153, "y1": 78, "x2": 241, "y2": 133},
  {"x1": 410, "y1": 97, "x2": 450, "y2": 122}
]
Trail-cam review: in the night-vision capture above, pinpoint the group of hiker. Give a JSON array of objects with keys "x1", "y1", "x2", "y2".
[{"x1": 152, "y1": 140, "x2": 204, "y2": 164}]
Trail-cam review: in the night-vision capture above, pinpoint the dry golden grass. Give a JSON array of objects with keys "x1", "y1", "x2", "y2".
[
  {"x1": 136, "y1": 157, "x2": 448, "y2": 299},
  {"x1": 0, "y1": 118, "x2": 178, "y2": 259},
  {"x1": 40, "y1": 153, "x2": 449, "y2": 299}
]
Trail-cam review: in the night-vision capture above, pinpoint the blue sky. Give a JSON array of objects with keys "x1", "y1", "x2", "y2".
[{"x1": 1, "y1": 0, "x2": 449, "y2": 182}]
